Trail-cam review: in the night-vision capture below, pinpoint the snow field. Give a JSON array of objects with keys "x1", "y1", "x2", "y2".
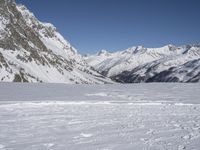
[{"x1": 0, "y1": 83, "x2": 199, "y2": 150}]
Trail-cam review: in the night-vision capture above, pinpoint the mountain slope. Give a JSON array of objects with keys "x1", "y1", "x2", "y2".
[
  {"x1": 0, "y1": 0, "x2": 111, "y2": 84},
  {"x1": 85, "y1": 44, "x2": 200, "y2": 83}
]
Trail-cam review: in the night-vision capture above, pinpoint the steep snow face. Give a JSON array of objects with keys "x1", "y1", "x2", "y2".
[
  {"x1": 17, "y1": 5, "x2": 79, "y2": 61},
  {"x1": 0, "y1": 0, "x2": 111, "y2": 84},
  {"x1": 85, "y1": 45, "x2": 200, "y2": 82}
]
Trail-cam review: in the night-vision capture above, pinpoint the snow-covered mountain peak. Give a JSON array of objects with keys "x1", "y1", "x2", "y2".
[
  {"x1": 0, "y1": 0, "x2": 112, "y2": 84},
  {"x1": 162, "y1": 44, "x2": 177, "y2": 51},
  {"x1": 135, "y1": 45, "x2": 145, "y2": 51},
  {"x1": 122, "y1": 46, "x2": 144, "y2": 54},
  {"x1": 17, "y1": 5, "x2": 57, "y2": 36},
  {"x1": 97, "y1": 49, "x2": 110, "y2": 56},
  {"x1": 85, "y1": 44, "x2": 200, "y2": 82},
  {"x1": 16, "y1": 4, "x2": 76, "y2": 56},
  {"x1": 17, "y1": 4, "x2": 39, "y2": 27},
  {"x1": 17, "y1": 4, "x2": 56, "y2": 33}
]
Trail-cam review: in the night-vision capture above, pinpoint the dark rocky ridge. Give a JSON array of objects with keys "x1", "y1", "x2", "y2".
[
  {"x1": 0, "y1": 0, "x2": 111, "y2": 83},
  {"x1": 112, "y1": 58, "x2": 200, "y2": 83}
]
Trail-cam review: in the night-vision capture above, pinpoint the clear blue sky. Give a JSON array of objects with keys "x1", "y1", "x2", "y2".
[{"x1": 16, "y1": 0, "x2": 200, "y2": 54}]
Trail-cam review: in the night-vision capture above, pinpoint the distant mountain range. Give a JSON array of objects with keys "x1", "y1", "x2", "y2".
[
  {"x1": 85, "y1": 44, "x2": 200, "y2": 83},
  {"x1": 0, "y1": 0, "x2": 199, "y2": 83}
]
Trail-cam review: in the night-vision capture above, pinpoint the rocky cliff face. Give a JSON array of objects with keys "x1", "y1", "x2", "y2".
[
  {"x1": 0, "y1": 0, "x2": 111, "y2": 83},
  {"x1": 1, "y1": 0, "x2": 199, "y2": 84},
  {"x1": 85, "y1": 44, "x2": 200, "y2": 83}
]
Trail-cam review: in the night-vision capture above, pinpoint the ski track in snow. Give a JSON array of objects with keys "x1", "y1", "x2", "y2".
[{"x1": 0, "y1": 83, "x2": 200, "y2": 150}]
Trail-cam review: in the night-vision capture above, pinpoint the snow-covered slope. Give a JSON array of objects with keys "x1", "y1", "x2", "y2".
[
  {"x1": 85, "y1": 44, "x2": 200, "y2": 83},
  {"x1": 0, "y1": 0, "x2": 111, "y2": 84}
]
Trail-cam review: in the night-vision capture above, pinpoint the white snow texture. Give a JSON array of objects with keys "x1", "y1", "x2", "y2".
[{"x1": 0, "y1": 83, "x2": 200, "y2": 150}]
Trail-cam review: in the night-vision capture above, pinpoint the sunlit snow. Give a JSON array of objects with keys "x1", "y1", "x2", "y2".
[{"x1": 0, "y1": 83, "x2": 199, "y2": 150}]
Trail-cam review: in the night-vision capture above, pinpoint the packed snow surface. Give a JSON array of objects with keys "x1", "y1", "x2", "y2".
[{"x1": 0, "y1": 83, "x2": 200, "y2": 150}]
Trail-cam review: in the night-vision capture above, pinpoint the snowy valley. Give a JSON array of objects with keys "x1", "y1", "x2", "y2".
[
  {"x1": 0, "y1": 1, "x2": 200, "y2": 150},
  {"x1": 0, "y1": 0, "x2": 200, "y2": 84}
]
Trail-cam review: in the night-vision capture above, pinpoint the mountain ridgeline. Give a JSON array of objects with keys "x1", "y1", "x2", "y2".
[
  {"x1": 0, "y1": 0, "x2": 199, "y2": 83},
  {"x1": 0, "y1": 0, "x2": 111, "y2": 84},
  {"x1": 85, "y1": 45, "x2": 200, "y2": 83}
]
